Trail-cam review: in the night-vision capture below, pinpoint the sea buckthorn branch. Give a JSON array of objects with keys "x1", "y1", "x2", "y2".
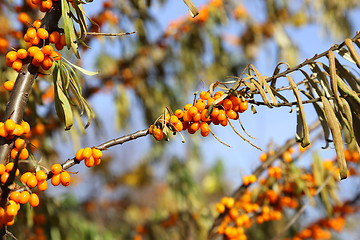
[
  {"x1": 86, "y1": 31, "x2": 136, "y2": 37},
  {"x1": 0, "y1": 2, "x2": 62, "y2": 164},
  {"x1": 271, "y1": 174, "x2": 333, "y2": 240},
  {"x1": 262, "y1": 31, "x2": 360, "y2": 86},
  {"x1": 207, "y1": 120, "x2": 321, "y2": 240}
]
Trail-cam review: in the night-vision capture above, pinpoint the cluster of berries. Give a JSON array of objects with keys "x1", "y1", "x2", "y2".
[{"x1": 149, "y1": 91, "x2": 249, "y2": 140}]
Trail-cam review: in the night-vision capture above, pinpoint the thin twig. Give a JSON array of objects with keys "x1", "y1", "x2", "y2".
[
  {"x1": 209, "y1": 128, "x2": 231, "y2": 148},
  {"x1": 87, "y1": 31, "x2": 136, "y2": 37},
  {"x1": 227, "y1": 117, "x2": 262, "y2": 151}
]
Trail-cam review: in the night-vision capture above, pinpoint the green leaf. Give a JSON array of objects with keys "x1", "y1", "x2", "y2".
[
  {"x1": 53, "y1": 65, "x2": 73, "y2": 130},
  {"x1": 321, "y1": 96, "x2": 347, "y2": 180},
  {"x1": 62, "y1": 57, "x2": 98, "y2": 75},
  {"x1": 61, "y1": 0, "x2": 80, "y2": 58}
]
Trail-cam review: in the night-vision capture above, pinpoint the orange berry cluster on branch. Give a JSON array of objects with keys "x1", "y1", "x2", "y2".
[
  {"x1": 75, "y1": 147, "x2": 103, "y2": 168},
  {"x1": 0, "y1": 120, "x2": 30, "y2": 139},
  {"x1": 149, "y1": 91, "x2": 249, "y2": 141},
  {"x1": 5, "y1": 18, "x2": 63, "y2": 73}
]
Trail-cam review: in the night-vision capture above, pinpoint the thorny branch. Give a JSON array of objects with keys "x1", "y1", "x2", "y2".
[{"x1": 207, "y1": 120, "x2": 322, "y2": 240}]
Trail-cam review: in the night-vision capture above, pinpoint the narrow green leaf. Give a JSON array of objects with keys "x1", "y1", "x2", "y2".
[
  {"x1": 321, "y1": 96, "x2": 347, "y2": 179},
  {"x1": 61, "y1": 0, "x2": 80, "y2": 58},
  {"x1": 287, "y1": 76, "x2": 310, "y2": 147},
  {"x1": 54, "y1": 65, "x2": 73, "y2": 130}
]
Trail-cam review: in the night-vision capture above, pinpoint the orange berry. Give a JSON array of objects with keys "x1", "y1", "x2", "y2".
[
  {"x1": 16, "y1": 49, "x2": 28, "y2": 59},
  {"x1": 27, "y1": 27, "x2": 37, "y2": 39},
  {"x1": 27, "y1": 174, "x2": 38, "y2": 188},
  {"x1": 174, "y1": 109, "x2": 183, "y2": 119},
  {"x1": 19, "y1": 148, "x2": 29, "y2": 160},
  {"x1": 222, "y1": 99, "x2": 233, "y2": 110},
  {"x1": 28, "y1": 46, "x2": 40, "y2": 57},
  {"x1": 50, "y1": 51, "x2": 62, "y2": 60},
  {"x1": 282, "y1": 151, "x2": 292, "y2": 163},
  {"x1": 19, "y1": 191, "x2": 30, "y2": 204},
  {"x1": 188, "y1": 106, "x2": 198, "y2": 117},
  {"x1": 183, "y1": 111, "x2": 192, "y2": 122},
  {"x1": 210, "y1": 108, "x2": 220, "y2": 118},
  {"x1": 55, "y1": 41, "x2": 64, "y2": 51},
  {"x1": 41, "y1": 0, "x2": 53, "y2": 11},
  {"x1": 29, "y1": 193, "x2": 39, "y2": 207},
  {"x1": 3, "y1": 81, "x2": 14, "y2": 91},
  {"x1": 21, "y1": 121, "x2": 31, "y2": 134},
  {"x1": 190, "y1": 122, "x2": 200, "y2": 133},
  {"x1": 239, "y1": 100, "x2": 248, "y2": 113},
  {"x1": 82, "y1": 147, "x2": 92, "y2": 158},
  {"x1": 9, "y1": 192, "x2": 20, "y2": 203},
  {"x1": 12, "y1": 59, "x2": 23, "y2": 72},
  {"x1": 199, "y1": 91, "x2": 210, "y2": 100},
  {"x1": 229, "y1": 208, "x2": 239, "y2": 219},
  {"x1": 51, "y1": 174, "x2": 61, "y2": 186},
  {"x1": 153, "y1": 128, "x2": 163, "y2": 140},
  {"x1": 60, "y1": 172, "x2": 71, "y2": 186},
  {"x1": 226, "y1": 109, "x2": 238, "y2": 120},
  {"x1": 32, "y1": 0, "x2": 41, "y2": 4},
  {"x1": 20, "y1": 172, "x2": 32, "y2": 183},
  {"x1": 5, "y1": 205, "x2": 17, "y2": 217},
  {"x1": 33, "y1": 19, "x2": 42, "y2": 29},
  {"x1": 85, "y1": 156, "x2": 94, "y2": 168},
  {"x1": 15, "y1": 138, "x2": 26, "y2": 149},
  {"x1": 216, "y1": 203, "x2": 225, "y2": 213},
  {"x1": 37, "y1": 179, "x2": 48, "y2": 191},
  {"x1": 94, "y1": 157, "x2": 101, "y2": 166},
  {"x1": 0, "y1": 164, "x2": 5, "y2": 175},
  {"x1": 200, "y1": 122, "x2": 209, "y2": 136},
  {"x1": 30, "y1": 35, "x2": 40, "y2": 45},
  {"x1": 37, "y1": 28, "x2": 49, "y2": 39},
  {"x1": 1, "y1": 172, "x2": 9, "y2": 184},
  {"x1": 260, "y1": 153, "x2": 268, "y2": 162},
  {"x1": 192, "y1": 112, "x2": 201, "y2": 122},
  {"x1": 217, "y1": 110, "x2": 226, "y2": 121},
  {"x1": 75, "y1": 148, "x2": 84, "y2": 161},
  {"x1": 249, "y1": 174, "x2": 257, "y2": 183},
  {"x1": 170, "y1": 115, "x2": 179, "y2": 125},
  {"x1": 200, "y1": 109, "x2": 211, "y2": 122},
  {"x1": 32, "y1": 50, "x2": 44, "y2": 64},
  {"x1": 242, "y1": 175, "x2": 250, "y2": 186},
  {"x1": 41, "y1": 55, "x2": 53, "y2": 70},
  {"x1": 194, "y1": 100, "x2": 206, "y2": 112},
  {"x1": 51, "y1": 164, "x2": 62, "y2": 175},
  {"x1": 184, "y1": 103, "x2": 193, "y2": 111},
  {"x1": 42, "y1": 45, "x2": 53, "y2": 55},
  {"x1": 92, "y1": 148, "x2": 103, "y2": 159},
  {"x1": 6, "y1": 51, "x2": 17, "y2": 62},
  {"x1": 18, "y1": 12, "x2": 32, "y2": 25},
  {"x1": 5, "y1": 119, "x2": 15, "y2": 132},
  {"x1": 49, "y1": 31, "x2": 60, "y2": 44},
  {"x1": 148, "y1": 125, "x2": 154, "y2": 134},
  {"x1": 207, "y1": 97, "x2": 215, "y2": 107},
  {"x1": 230, "y1": 95, "x2": 241, "y2": 106},
  {"x1": 174, "y1": 121, "x2": 183, "y2": 132},
  {"x1": 5, "y1": 162, "x2": 14, "y2": 172},
  {"x1": 36, "y1": 170, "x2": 47, "y2": 182},
  {"x1": 23, "y1": 33, "x2": 30, "y2": 42}
]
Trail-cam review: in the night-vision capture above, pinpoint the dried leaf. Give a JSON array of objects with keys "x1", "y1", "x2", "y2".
[
  {"x1": 328, "y1": 51, "x2": 344, "y2": 112},
  {"x1": 344, "y1": 38, "x2": 360, "y2": 68},
  {"x1": 287, "y1": 76, "x2": 310, "y2": 147},
  {"x1": 321, "y1": 96, "x2": 347, "y2": 180},
  {"x1": 61, "y1": 0, "x2": 80, "y2": 58},
  {"x1": 250, "y1": 78, "x2": 272, "y2": 107},
  {"x1": 251, "y1": 64, "x2": 278, "y2": 106},
  {"x1": 183, "y1": 0, "x2": 199, "y2": 17}
]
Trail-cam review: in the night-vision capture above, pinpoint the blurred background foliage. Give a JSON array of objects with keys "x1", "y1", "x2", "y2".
[{"x1": 1, "y1": 0, "x2": 360, "y2": 239}]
